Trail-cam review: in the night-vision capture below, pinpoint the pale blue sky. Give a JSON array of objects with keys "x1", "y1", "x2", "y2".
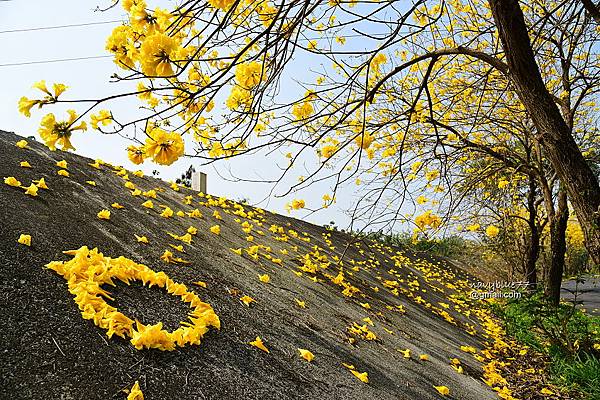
[{"x1": 0, "y1": 0, "x2": 369, "y2": 229}]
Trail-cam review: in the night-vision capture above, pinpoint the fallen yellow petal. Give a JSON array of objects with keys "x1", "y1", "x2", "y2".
[
  {"x1": 97, "y1": 209, "x2": 111, "y2": 220},
  {"x1": 4, "y1": 176, "x2": 21, "y2": 187},
  {"x1": 24, "y1": 183, "x2": 39, "y2": 197},
  {"x1": 17, "y1": 234, "x2": 31, "y2": 246},
  {"x1": 350, "y1": 369, "x2": 368, "y2": 383},
  {"x1": 240, "y1": 295, "x2": 255, "y2": 306},
  {"x1": 135, "y1": 235, "x2": 149, "y2": 243},
  {"x1": 127, "y1": 380, "x2": 144, "y2": 400},
  {"x1": 298, "y1": 348, "x2": 314, "y2": 362},
  {"x1": 434, "y1": 385, "x2": 450, "y2": 396},
  {"x1": 249, "y1": 336, "x2": 269, "y2": 353}
]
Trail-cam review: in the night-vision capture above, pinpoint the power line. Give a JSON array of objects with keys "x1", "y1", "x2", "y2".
[
  {"x1": 0, "y1": 20, "x2": 123, "y2": 34},
  {"x1": 0, "y1": 55, "x2": 113, "y2": 68}
]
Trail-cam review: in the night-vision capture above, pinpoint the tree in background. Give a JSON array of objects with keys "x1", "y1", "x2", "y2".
[{"x1": 18, "y1": 0, "x2": 599, "y2": 279}]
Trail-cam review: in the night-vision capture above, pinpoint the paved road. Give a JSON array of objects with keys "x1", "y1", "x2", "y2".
[{"x1": 561, "y1": 275, "x2": 600, "y2": 316}]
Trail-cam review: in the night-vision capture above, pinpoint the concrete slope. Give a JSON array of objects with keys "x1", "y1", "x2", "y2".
[{"x1": 0, "y1": 130, "x2": 497, "y2": 400}]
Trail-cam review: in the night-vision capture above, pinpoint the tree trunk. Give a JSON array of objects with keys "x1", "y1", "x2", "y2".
[
  {"x1": 547, "y1": 187, "x2": 569, "y2": 306},
  {"x1": 488, "y1": 0, "x2": 600, "y2": 267},
  {"x1": 525, "y1": 173, "x2": 539, "y2": 290}
]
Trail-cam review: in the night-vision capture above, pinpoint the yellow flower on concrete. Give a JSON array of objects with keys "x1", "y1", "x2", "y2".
[
  {"x1": 210, "y1": 225, "x2": 221, "y2": 235},
  {"x1": 18, "y1": 234, "x2": 32, "y2": 246},
  {"x1": 97, "y1": 209, "x2": 111, "y2": 220},
  {"x1": 434, "y1": 385, "x2": 450, "y2": 396},
  {"x1": 350, "y1": 369, "x2": 369, "y2": 383},
  {"x1": 135, "y1": 235, "x2": 149, "y2": 243},
  {"x1": 160, "y1": 207, "x2": 174, "y2": 218},
  {"x1": 240, "y1": 295, "x2": 255, "y2": 306},
  {"x1": 258, "y1": 274, "x2": 270, "y2": 283},
  {"x1": 20, "y1": 161, "x2": 32, "y2": 168},
  {"x1": 33, "y1": 178, "x2": 48, "y2": 189},
  {"x1": 298, "y1": 348, "x2": 314, "y2": 362},
  {"x1": 4, "y1": 176, "x2": 21, "y2": 187},
  {"x1": 127, "y1": 381, "x2": 144, "y2": 400},
  {"x1": 249, "y1": 336, "x2": 269, "y2": 353},
  {"x1": 24, "y1": 183, "x2": 39, "y2": 197},
  {"x1": 57, "y1": 169, "x2": 69, "y2": 177}
]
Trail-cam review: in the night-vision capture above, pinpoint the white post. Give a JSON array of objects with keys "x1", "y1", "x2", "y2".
[{"x1": 192, "y1": 171, "x2": 207, "y2": 194}]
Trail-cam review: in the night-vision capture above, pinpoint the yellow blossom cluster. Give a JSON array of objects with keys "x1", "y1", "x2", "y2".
[{"x1": 46, "y1": 246, "x2": 220, "y2": 351}]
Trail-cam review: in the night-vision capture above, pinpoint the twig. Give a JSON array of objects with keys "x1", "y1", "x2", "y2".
[{"x1": 50, "y1": 335, "x2": 66, "y2": 357}]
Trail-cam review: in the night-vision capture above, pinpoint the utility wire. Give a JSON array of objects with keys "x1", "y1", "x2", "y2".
[
  {"x1": 0, "y1": 55, "x2": 113, "y2": 68},
  {"x1": 0, "y1": 20, "x2": 123, "y2": 34}
]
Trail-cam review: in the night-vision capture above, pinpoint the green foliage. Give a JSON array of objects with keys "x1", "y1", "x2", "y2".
[
  {"x1": 365, "y1": 231, "x2": 467, "y2": 258},
  {"x1": 493, "y1": 294, "x2": 600, "y2": 398},
  {"x1": 551, "y1": 353, "x2": 600, "y2": 400}
]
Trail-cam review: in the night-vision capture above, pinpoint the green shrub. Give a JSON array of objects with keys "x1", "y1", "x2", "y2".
[{"x1": 493, "y1": 294, "x2": 600, "y2": 399}]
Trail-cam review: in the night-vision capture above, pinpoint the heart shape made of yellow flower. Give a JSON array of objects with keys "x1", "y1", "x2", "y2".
[{"x1": 46, "y1": 246, "x2": 220, "y2": 351}]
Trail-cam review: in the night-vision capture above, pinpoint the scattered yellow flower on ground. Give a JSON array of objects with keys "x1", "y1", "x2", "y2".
[
  {"x1": 57, "y1": 169, "x2": 69, "y2": 177},
  {"x1": 460, "y1": 345, "x2": 477, "y2": 354},
  {"x1": 161, "y1": 249, "x2": 174, "y2": 263},
  {"x1": 350, "y1": 369, "x2": 369, "y2": 383},
  {"x1": 193, "y1": 281, "x2": 207, "y2": 288},
  {"x1": 160, "y1": 207, "x2": 174, "y2": 218},
  {"x1": 540, "y1": 388, "x2": 554, "y2": 396},
  {"x1": 33, "y1": 178, "x2": 48, "y2": 189},
  {"x1": 398, "y1": 348, "x2": 411, "y2": 359},
  {"x1": 20, "y1": 161, "x2": 32, "y2": 168},
  {"x1": 56, "y1": 160, "x2": 68, "y2": 169},
  {"x1": 240, "y1": 295, "x2": 255, "y2": 306},
  {"x1": 420, "y1": 354, "x2": 429, "y2": 361},
  {"x1": 86, "y1": 180, "x2": 96, "y2": 186},
  {"x1": 4, "y1": 176, "x2": 21, "y2": 187},
  {"x1": 210, "y1": 225, "x2": 221, "y2": 235},
  {"x1": 97, "y1": 209, "x2": 111, "y2": 220},
  {"x1": 434, "y1": 385, "x2": 450, "y2": 396},
  {"x1": 111, "y1": 202, "x2": 125, "y2": 209},
  {"x1": 135, "y1": 235, "x2": 149, "y2": 243},
  {"x1": 298, "y1": 348, "x2": 314, "y2": 362},
  {"x1": 15, "y1": 139, "x2": 28, "y2": 148},
  {"x1": 127, "y1": 381, "x2": 144, "y2": 400},
  {"x1": 18, "y1": 234, "x2": 31, "y2": 246},
  {"x1": 258, "y1": 274, "x2": 270, "y2": 283},
  {"x1": 141, "y1": 200, "x2": 154, "y2": 208},
  {"x1": 24, "y1": 183, "x2": 39, "y2": 196},
  {"x1": 295, "y1": 298, "x2": 306, "y2": 308},
  {"x1": 249, "y1": 336, "x2": 269, "y2": 353}
]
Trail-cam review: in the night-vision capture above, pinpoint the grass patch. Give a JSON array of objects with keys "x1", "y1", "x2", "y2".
[{"x1": 491, "y1": 294, "x2": 600, "y2": 399}]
